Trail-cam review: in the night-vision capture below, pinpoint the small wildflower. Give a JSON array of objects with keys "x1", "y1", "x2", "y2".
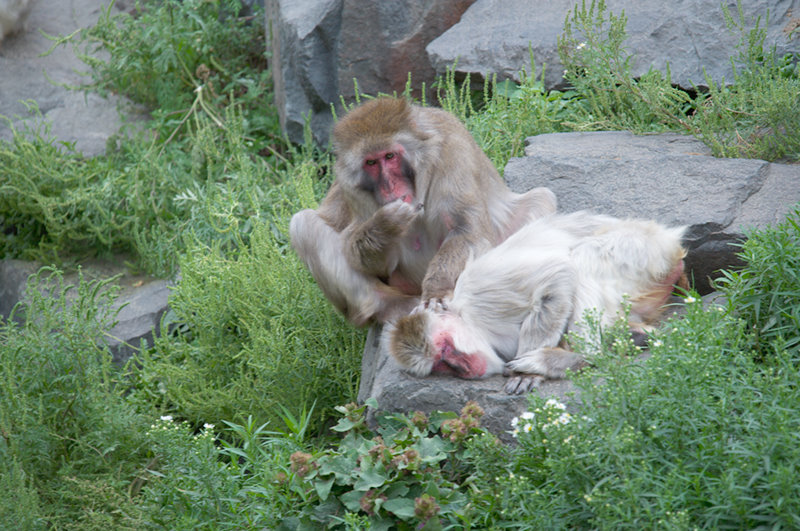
[
  {"x1": 577, "y1": 41, "x2": 587, "y2": 50},
  {"x1": 545, "y1": 398, "x2": 567, "y2": 410},
  {"x1": 414, "y1": 493, "x2": 440, "y2": 521},
  {"x1": 290, "y1": 451, "x2": 316, "y2": 478},
  {"x1": 523, "y1": 423, "x2": 533, "y2": 433},
  {"x1": 203, "y1": 423, "x2": 215, "y2": 430},
  {"x1": 521, "y1": 411, "x2": 535, "y2": 420},
  {"x1": 684, "y1": 295, "x2": 697, "y2": 304},
  {"x1": 160, "y1": 415, "x2": 173, "y2": 422},
  {"x1": 360, "y1": 489, "x2": 386, "y2": 517}
]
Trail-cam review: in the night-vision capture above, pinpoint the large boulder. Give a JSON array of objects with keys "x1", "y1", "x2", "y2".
[
  {"x1": 505, "y1": 131, "x2": 800, "y2": 293},
  {"x1": 427, "y1": 0, "x2": 800, "y2": 90},
  {"x1": 0, "y1": 0, "x2": 144, "y2": 156},
  {"x1": 265, "y1": 0, "x2": 475, "y2": 145},
  {"x1": 0, "y1": 258, "x2": 172, "y2": 365},
  {"x1": 359, "y1": 131, "x2": 800, "y2": 438}
]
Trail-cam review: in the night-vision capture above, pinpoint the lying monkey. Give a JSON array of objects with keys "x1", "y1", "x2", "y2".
[{"x1": 384, "y1": 211, "x2": 687, "y2": 394}]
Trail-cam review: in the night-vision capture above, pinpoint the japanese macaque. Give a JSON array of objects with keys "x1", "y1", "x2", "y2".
[
  {"x1": 290, "y1": 97, "x2": 556, "y2": 325},
  {"x1": 0, "y1": 0, "x2": 34, "y2": 44},
  {"x1": 385, "y1": 211, "x2": 688, "y2": 394}
]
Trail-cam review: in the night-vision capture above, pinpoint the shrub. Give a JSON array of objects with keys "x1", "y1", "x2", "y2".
[
  {"x1": 716, "y1": 205, "x2": 800, "y2": 359},
  {"x1": 0, "y1": 269, "x2": 150, "y2": 528}
]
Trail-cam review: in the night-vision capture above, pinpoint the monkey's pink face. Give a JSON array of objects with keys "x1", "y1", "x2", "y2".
[
  {"x1": 363, "y1": 144, "x2": 415, "y2": 205},
  {"x1": 427, "y1": 313, "x2": 492, "y2": 379}
]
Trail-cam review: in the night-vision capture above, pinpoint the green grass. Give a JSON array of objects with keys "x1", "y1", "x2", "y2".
[{"x1": 0, "y1": 0, "x2": 799, "y2": 527}]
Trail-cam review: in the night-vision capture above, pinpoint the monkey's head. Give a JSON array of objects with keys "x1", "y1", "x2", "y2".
[
  {"x1": 387, "y1": 309, "x2": 499, "y2": 380},
  {"x1": 333, "y1": 98, "x2": 431, "y2": 210}
]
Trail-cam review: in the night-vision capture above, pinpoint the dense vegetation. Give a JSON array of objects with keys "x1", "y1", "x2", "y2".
[{"x1": 1, "y1": 0, "x2": 798, "y2": 528}]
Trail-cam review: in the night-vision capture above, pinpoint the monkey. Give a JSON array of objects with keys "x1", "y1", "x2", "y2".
[
  {"x1": 0, "y1": 0, "x2": 34, "y2": 44},
  {"x1": 384, "y1": 211, "x2": 688, "y2": 394},
  {"x1": 290, "y1": 97, "x2": 557, "y2": 325}
]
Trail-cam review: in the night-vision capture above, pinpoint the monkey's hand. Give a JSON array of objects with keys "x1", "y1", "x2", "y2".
[
  {"x1": 346, "y1": 201, "x2": 423, "y2": 277},
  {"x1": 376, "y1": 200, "x2": 423, "y2": 236}
]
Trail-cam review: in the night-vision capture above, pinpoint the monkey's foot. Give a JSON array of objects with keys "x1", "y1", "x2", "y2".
[{"x1": 502, "y1": 372, "x2": 545, "y2": 395}]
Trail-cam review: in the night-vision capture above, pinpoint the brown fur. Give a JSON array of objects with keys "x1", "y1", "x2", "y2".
[{"x1": 290, "y1": 97, "x2": 557, "y2": 325}]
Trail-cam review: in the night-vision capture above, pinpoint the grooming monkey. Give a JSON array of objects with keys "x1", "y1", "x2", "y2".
[
  {"x1": 385, "y1": 212, "x2": 688, "y2": 394},
  {"x1": 290, "y1": 97, "x2": 556, "y2": 325}
]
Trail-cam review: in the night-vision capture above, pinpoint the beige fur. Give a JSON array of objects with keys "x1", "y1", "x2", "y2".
[{"x1": 290, "y1": 97, "x2": 556, "y2": 325}]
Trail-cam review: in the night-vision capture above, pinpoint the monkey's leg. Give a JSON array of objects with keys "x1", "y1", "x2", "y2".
[
  {"x1": 501, "y1": 187, "x2": 558, "y2": 238},
  {"x1": 504, "y1": 263, "x2": 580, "y2": 394},
  {"x1": 290, "y1": 209, "x2": 417, "y2": 325}
]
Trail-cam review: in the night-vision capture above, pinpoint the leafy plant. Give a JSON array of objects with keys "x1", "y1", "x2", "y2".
[
  {"x1": 437, "y1": 59, "x2": 575, "y2": 171},
  {"x1": 557, "y1": 0, "x2": 694, "y2": 133},
  {"x1": 278, "y1": 399, "x2": 492, "y2": 529},
  {"x1": 0, "y1": 269, "x2": 151, "y2": 528},
  {"x1": 716, "y1": 205, "x2": 800, "y2": 359},
  {"x1": 690, "y1": 2, "x2": 800, "y2": 161}
]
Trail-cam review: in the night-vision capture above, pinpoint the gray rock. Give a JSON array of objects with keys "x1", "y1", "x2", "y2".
[
  {"x1": 504, "y1": 131, "x2": 800, "y2": 292},
  {"x1": 0, "y1": 258, "x2": 172, "y2": 365},
  {"x1": 427, "y1": 0, "x2": 800, "y2": 90},
  {"x1": 358, "y1": 325, "x2": 579, "y2": 443},
  {"x1": 0, "y1": 0, "x2": 144, "y2": 156},
  {"x1": 265, "y1": 0, "x2": 475, "y2": 145}
]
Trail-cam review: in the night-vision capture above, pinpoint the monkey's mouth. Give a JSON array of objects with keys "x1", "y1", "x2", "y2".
[{"x1": 430, "y1": 340, "x2": 487, "y2": 379}]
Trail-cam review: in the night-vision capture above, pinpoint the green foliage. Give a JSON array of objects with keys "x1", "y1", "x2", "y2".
[
  {"x1": 690, "y1": 4, "x2": 800, "y2": 161},
  {"x1": 557, "y1": 0, "x2": 695, "y2": 133},
  {"x1": 438, "y1": 60, "x2": 576, "y2": 171},
  {"x1": 716, "y1": 205, "x2": 800, "y2": 359},
  {"x1": 277, "y1": 400, "x2": 493, "y2": 529},
  {"x1": 0, "y1": 269, "x2": 150, "y2": 528},
  {"x1": 469, "y1": 295, "x2": 800, "y2": 528},
  {"x1": 129, "y1": 164, "x2": 363, "y2": 433},
  {"x1": 74, "y1": 0, "x2": 273, "y2": 140},
  {"x1": 556, "y1": 0, "x2": 800, "y2": 160}
]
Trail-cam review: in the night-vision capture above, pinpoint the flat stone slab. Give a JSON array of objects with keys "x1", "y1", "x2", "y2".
[
  {"x1": 0, "y1": 0, "x2": 144, "y2": 156},
  {"x1": 505, "y1": 131, "x2": 800, "y2": 292}
]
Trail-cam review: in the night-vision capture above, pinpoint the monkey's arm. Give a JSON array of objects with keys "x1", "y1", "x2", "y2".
[
  {"x1": 420, "y1": 232, "x2": 487, "y2": 303},
  {"x1": 343, "y1": 201, "x2": 421, "y2": 277}
]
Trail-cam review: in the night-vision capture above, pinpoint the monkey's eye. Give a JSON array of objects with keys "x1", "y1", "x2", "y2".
[
  {"x1": 385, "y1": 152, "x2": 395, "y2": 160},
  {"x1": 365, "y1": 159, "x2": 377, "y2": 166}
]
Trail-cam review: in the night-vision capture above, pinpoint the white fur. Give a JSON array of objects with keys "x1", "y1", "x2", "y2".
[{"x1": 432, "y1": 211, "x2": 686, "y2": 378}]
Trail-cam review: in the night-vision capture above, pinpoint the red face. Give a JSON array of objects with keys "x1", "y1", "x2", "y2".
[
  {"x1": 429, "y1": 328, "x2": 488, "y2": 380},
  {"x1": 362, "y1": 144, "x2": 415, "y2": 205}
]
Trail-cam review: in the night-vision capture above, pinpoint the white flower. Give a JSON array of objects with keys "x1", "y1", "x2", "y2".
[
  {"x1": 203, "y1": 423, "x2": 215, "y2": 430},
  {"x1": 684, "y1": 295, "x2": 697, "y2": 304},
  {"x1": 160, "y1": 415, "x2": 173, "y2": 422},
  {"x1": 523, "y1": 423, "x2": 533, "y2": 433},
  {"x1": 521, "y1": 411, "x2": 535, "y2": 420},
  {"x1": 577, "y1": 42, "x2": 587, "y2": 50},
  {"x1": 556, "y1": 412, "x2": 573, "y2": 425},
  {"x1": 545, "y1": 398, "x2": 567, "y2": 410},
  {"x1": 652, "y1": 339, "x2": 663, "y2": 348},
  {"x1": 511, "y1": 416, "x2": 519, "y2": 428}
]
